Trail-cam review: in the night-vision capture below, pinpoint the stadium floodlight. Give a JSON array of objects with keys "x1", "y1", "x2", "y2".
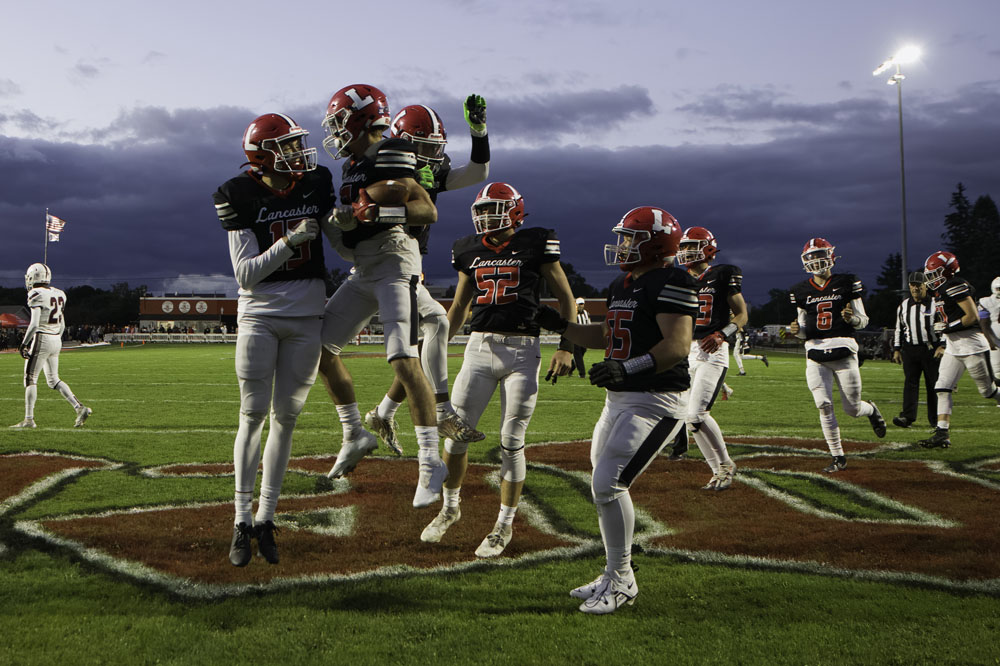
[{"x1": 873, "y1": 45, "x2": 921, "y2": 293}]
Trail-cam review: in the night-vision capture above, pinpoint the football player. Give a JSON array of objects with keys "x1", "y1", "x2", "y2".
[
  {"x1": 537, "y1": 206, "x2": 697, "y2": 615},
  {"x1": 213, "y1": 112, "x2": 331, "y2": 567},
  {"x1": 11, "y1": 263, "x2": 91, "y2": 430},
  {"x1": 788, "y1": 238, "x2": 886, "y2": 472},
  {"x1": 364, "y1": 97, "x2": 492, "y2": 454},
  {"x1": 419, "y1": 183, "x2": 575, "y2": 557},
  {"x1": 317, "y1": 84, "x2": 448, "y2": 508},
  {"x1": 976, "y1": 276, "x2": 1000, "y2": 382},
  {"x1": 918, "y1": 252, "x2": 1000, "y2": 448},
  {"x1": 732, "y1": 328, "x2": 769, "y2": 376},
  {"x1": 676, "y1": 226, "x2": 745, "y2": 490}
]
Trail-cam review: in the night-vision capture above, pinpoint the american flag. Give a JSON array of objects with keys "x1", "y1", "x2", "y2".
[{"x1": 46, "y1": 213, "x2": 66, "y2": 241}]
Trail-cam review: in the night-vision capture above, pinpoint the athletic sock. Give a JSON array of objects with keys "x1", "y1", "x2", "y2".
[
  {"x1": 377, "y1": 396, "x2": 401, "y2": 421},
  {"x1": 336, "y1": 403, "x2": 363, "y2": 439},
  {"x1": 497, "y1": 504, "x2": 517, "y2": 526},
  {"x1": 443, "y1": 486, "x2": 461, "y2": 508}
]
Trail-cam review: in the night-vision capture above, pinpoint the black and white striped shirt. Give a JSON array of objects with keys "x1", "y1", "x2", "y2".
[
  {"x1": 893, "y1": 297, "x2": 939, "y2": 349},
  {"x1": 576, "y1": 309, "x2": 592, "y2": 326}
]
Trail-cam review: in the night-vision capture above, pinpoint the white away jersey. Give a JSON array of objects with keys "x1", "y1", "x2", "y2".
[{"x1": 28, "y1": 286, "x2": 67, "y2": 336}]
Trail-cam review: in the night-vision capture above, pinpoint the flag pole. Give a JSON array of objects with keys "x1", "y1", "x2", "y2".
[{"x1": 44, "y1": 208, "x2": 49, "y2": 265}]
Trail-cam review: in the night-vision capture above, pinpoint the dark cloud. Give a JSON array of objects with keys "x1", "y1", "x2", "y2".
[
  {"x1": 2, "y1": 85, "x2": 998, "y2": 311},
  {"x1": 0, "y1": 110, "x2": 61, "y2": 133}
]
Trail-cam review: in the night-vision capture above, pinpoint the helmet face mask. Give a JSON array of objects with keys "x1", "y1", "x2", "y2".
[
  {"x1": 604, "y1": 207, "x2": 681, "y2": 272},
  {"x1": 923, "y1": 251, "x2": 959, "y2": 291},
  {"x1": 391, "y1": 105, "x2": 447, "y2": 166},
  {"x1": 25, "y1": 263, "x2": 51, "y2": 290},
  {"x1": 677, "y1": 227, "x2": 718, "y2": 266},
  {"x1": 243, "y1": 114, "x2": 317, "y2": 176},
  {"x1": 322, "y1": 84, "x2": 391, "y2": 160},
  {"x1": 801, "y1": 238, "x2": 835, "y2": 275},
  {"x1": 471, "y1": 183, "x2": 524, "y2": 235}
]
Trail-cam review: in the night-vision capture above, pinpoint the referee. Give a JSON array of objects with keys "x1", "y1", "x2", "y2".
[
  {"x1": 891, "y1": 271, "x2": 944, "y2": 428},
  {"x1": 570, "y1": 298, "x2": 591, "y2": 378}
]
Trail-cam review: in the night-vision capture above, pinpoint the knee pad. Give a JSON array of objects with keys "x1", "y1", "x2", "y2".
[
  {"x1": 818, "y1": 403, "x2": 835, "y2": 418},
  {"x1": 421, "y1": 311, "x2": 448, "y2": 340},
  {"x1": 686, "y1": 419, "x2": 704, "y2": 433},
  {"x1": 269, "y1": 409, "x2": 298, "y2": 428},
  {"x1": 500, "y1": 446, "x2": 526, "y2": 483},
  {"x1": 239, "y1": 410, "x2": 267, "y2": 428},
  {"x1": 444, "y1": 438, "x2": 469, "y2": 456}
]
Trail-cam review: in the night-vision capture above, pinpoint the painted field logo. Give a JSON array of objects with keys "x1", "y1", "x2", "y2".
[{"x1": 5, "y1": 441, "x2": 1000, "y2": 598}]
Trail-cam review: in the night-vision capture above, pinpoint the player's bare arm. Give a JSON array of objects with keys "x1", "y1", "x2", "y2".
[
  {"x1": 541, "y1": 262, "x2": 576, "y2": 376},
  {"x1": 446, "y1": 272, "x2": 475, "y2": 341},
  {"x1": 727, "y1": 292, "x2": 749, "y2": 329}
]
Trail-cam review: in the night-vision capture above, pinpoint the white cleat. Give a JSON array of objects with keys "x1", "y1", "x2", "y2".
[
  {"x1": 420, "y1": 505, "x2": 461, "y2": 543},
  {"x1": 701, "y1": 472, "x2": 721, "y2": 491},
  {"x1": 327, "y1": 430, "x2": 378, "y2": 479},
  {"x1": 475, "y1": 522, "x2": 513, "y2": 558},
  {"x1": 715, "y1": 462, "x2": 736, "y2": 491},
  {"x1": 570, "y1": 574, "x2": 608, "y2": 600},
  {"x1": 437, "y1": 411, "x2": 485, "y2": 444},
  {"x1": 578, "y1": 573, "x2": 638, "y2": 615},
  {"x1": 10, "y1": 418, "x2": 36, "y2": 429},
  {"x1": 365, "y1": 408, "x2": 402, "y2": 456},
  {"x1": 74, "y1": 406, "x2": 92, "y2": 428},
  {"x1": 413, "y1": 459, "x2": 449, "y2": 508}
]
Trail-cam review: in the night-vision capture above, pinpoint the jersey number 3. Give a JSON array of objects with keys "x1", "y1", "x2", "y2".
[{"x1": 475, "y1": 266, "x2": 520, "y2": 305}]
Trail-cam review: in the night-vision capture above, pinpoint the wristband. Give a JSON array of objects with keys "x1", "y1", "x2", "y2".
[
  {"x1": 470, "y1": 133, "x2": 490, "y2": 162},
  {"x1": 721, "y1": 323, "x2": 738, "y2": 338},
  {"x1": 377, "y1": 206, "x2": 406, "y2": 224},
  {"x1": 558, "y1": 336, "x2": 574, "y2": 353},
  {"x1": 946, "y1": 319, "x2": 963, "y2": 332},
  {"x1": 622, "y1": 353, "x2": 656, "y2": 376}
]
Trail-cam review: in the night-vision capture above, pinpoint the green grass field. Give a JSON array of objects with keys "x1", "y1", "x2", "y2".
[{"x1": 1, "y1": 344, "x2": 999, "y2": 665}]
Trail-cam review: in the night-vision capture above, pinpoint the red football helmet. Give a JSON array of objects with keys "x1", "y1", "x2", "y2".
[
  {"x1": 471, "y1": 182, "x2": 525, "y2": 234},
  {"x1": 677, "y1": 226, "x2": 718, "y2": 266},
  {"x1": 242, "y1": 113, "x2": 317, "y2": 175},
  {"x1": 605, "y1": 207, "x2": 682, "y2": 271},
  {"x1": 322, "y1": 84, "x2": 391, "y2": 159},
  {"x1": 801, "y1": 238, "x2": 836, "y2": 275},
  {"x1": 390, "y1": 105, "x2": 447, "y2": 166},
  {"x1": 924, "y1": 251, "x2": 960, "y2": 290}
]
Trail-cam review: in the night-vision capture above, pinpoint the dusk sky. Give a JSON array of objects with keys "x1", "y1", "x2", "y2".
[{"x1": 2, "y1": 0, "x2": 999, "y2": 306}]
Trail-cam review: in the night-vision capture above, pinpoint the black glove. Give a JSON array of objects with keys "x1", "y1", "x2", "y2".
[
  {"x1": 533, "y1": 305, "x2": 568, "y2": 333},
  {"x1": 544, "y1": 369, "x2": 559, "y2": 385},
  {"x1": 18, "y1": 344, "x2": 30, "y2": 360},
  {"x1": 589, "y1": 360, "x2": 626, "y2": 388}
]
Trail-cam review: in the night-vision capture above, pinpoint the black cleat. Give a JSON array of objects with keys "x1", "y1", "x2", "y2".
[
  {"x1": 918, "y1": 428, "x2": 951, "y2": 449},
  {"x1": 892, "y1": 416, "x2": 912, "y2": 428},
  {"x1": 761, "y1": 354, "x2": 769, "y2": 368},
  {"x1": 229, "y1": 522, "x2": 254, "y2": 567},
  {"x1": 866, "y1": 401, "x2": 887, "y2": 438},
  {"x1": 822, "y1": 455, "x2": 847, "y2": 473},
  {"x1": 256, "y1": 521, "x2": 280, "y2": 564}
]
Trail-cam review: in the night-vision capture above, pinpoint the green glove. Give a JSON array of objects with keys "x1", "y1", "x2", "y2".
[
  {"x1": 416, "y1": 164, "x2": 435, "y2": 190},
  {"x1": 464, "y1": 94, "x2": 487, "y2": 132}
]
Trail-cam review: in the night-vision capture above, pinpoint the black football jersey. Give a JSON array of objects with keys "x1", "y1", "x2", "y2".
[
  {"x1": 934, "y1": 276, "x2": 978, "y2": 332},
  {"x1": 603, "y1": 267, "x2": 699, "y2": 392},
  {"x1": 691, "y1": 263, "x2": 742, "y2": 340},
  {"x1": 789, "y1": 273, "x2": 864, "y2": 340},
  {"x1": 451, "y1": 227, "x2": 560, "y2": 335},
  {"x1": 409, "y1": 153, "x2": 452, "y2": 254},
  {"x1": 212, "y1": 167, "x2": 333, "y2": 282},
  {"x1": 339, "y1": 137, "x2": 419, "y2": 249}
]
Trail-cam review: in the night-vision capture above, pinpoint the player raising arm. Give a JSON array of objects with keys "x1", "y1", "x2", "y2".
[{"x1": 364, "y1": 96, "x2": 492, "y2": 453}]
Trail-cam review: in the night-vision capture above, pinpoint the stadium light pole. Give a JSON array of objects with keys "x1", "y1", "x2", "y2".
[{"x1": 873, "y1": 45, "x2": 920, "y2": 294}]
